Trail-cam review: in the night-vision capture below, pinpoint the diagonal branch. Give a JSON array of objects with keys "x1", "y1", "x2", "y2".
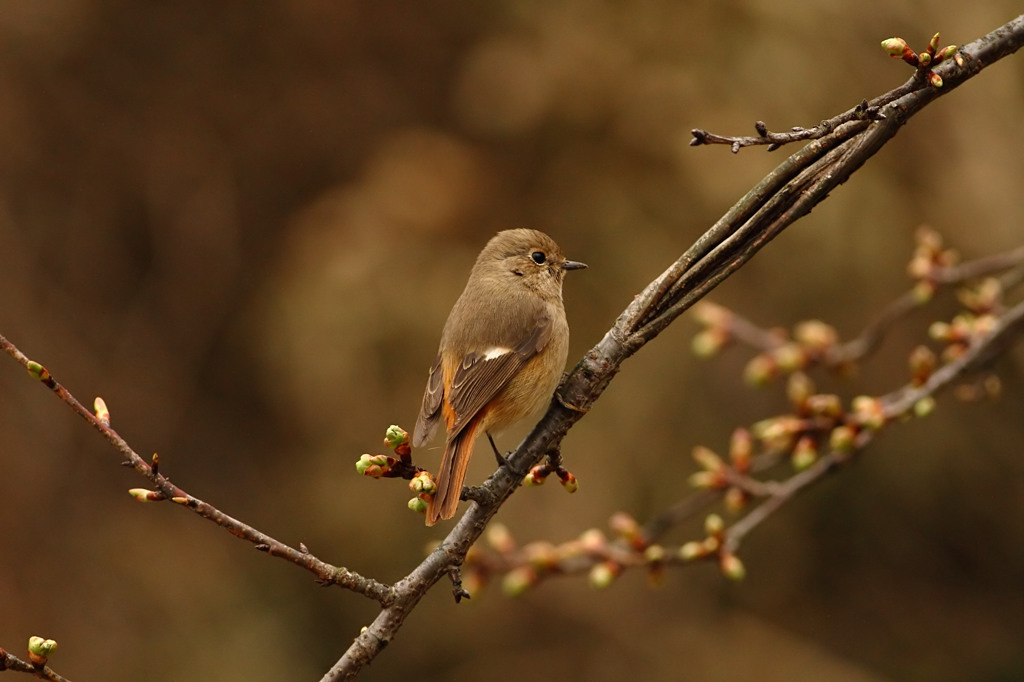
[
  {"x1": 325, "y1": 15, "x2": 1024, "y2": 680},
  {"x1": 723, "y1": 298, "x2": 1024, "y2": 553},
  {"x1": 0, "y1": 334, "x2": 394, "y2": 606}
]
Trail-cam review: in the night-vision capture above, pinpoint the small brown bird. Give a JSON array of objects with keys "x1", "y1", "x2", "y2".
[{"x1": 413, "y1": 229, "x2": 586, "y2": 525}]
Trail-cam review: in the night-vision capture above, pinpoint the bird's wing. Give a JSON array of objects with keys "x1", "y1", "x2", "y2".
[{"x1": 445, "y1": 312, "x2": 553, "y2": 439}]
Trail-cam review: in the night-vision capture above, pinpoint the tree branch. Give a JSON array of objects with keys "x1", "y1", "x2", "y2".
[
  {"x1": 324, "y1": 15, "x2": 1024, "y2": 680},
  {"x1": 2, "y1": 16, "x2": 1020, "y2": 682},
  {"x1": 0, "y1": 335, "x2": 394, "y2": 606}
]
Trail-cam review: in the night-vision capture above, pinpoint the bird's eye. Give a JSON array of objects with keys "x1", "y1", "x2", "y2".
[{"x1": 531, "y1": 251, "x2": 547, "y2": 265}]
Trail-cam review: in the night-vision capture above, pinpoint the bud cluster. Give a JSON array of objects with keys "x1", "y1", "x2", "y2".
[
  {"x1": 907, "y1": 226, "x2": 959, "y2": 301},
  {"x1": 881, "y1": 33, "x2": 959, "y2": 88},
  {"x1": 679, "y1": 514, "x2": 746, "y2": 581}
]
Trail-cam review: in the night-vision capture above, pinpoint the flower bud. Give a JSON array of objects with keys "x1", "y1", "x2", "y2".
[
  {"x1": 26, "y1": 361, "x2": 51, "y2": 382},
  {"x1": 829, "y1": 424, "x2": 858, "y2": 453},
  {"x1": 772, "y1": 343, "x2": 807, "y2": 373},
  {"x1": 724, "y1": 486, "x2": 748, "y2": 513},
  {"x1": 27, "y1": 637, "x2": 58, "y2": 666},
  {"x1": 909, "y1": 345, "x2": 936, "y2": 386},
  {"x1": 487, "y1": 522, "x2": 517, "y2": 553},
  {"x1": 728, "y1": 428, "x2": 753, "y2": 473},
  {"x1": 609, "y1": 512, "x2": 641, "y2": 541},
  {"x1": 588, "y1": 561, "x2": 621, "y2": 589},
  {"x1": 688, "y1": 471, "x2": 724, "y2": 489},
  {"x1": 792, "y1": 436, "x2": 818, "y2": 470},
  {"x1": 409, "y1": 471, "x2": 436, "y2": 494},
  {"x1": 383, "y1": 425, "x2": 408, "y2": 450},
  {"x1": 794, "y1": 320, "x2": 838, "y2": 356},
  {"x1": 579, "y1": 528, "x2": 607, "y2": 552},
  {"x1": 719, "y1": 552, "x2": 746, "y2": 581},
  {"x1": 502, "y1": 566, "x2": 538, "y2": 596},
  {"x1": 693, "y1": 301, "x2": 733, "y2": 328},
  {"x1": 704, "y1": 513, "x2": 725, "y2": 537},
  {"x1": 881, "y1": 37, "x2": 909, "y2": 56},
  {"x1": 852, "y1": 396, "x2": 886, "y2": 430},
  {"x1": 680, "y1": 541, "x2": 707, "y2": 561},
  {"x1": 557, "y1": 470, "x2": 579, "y2": 493},
  {"x1": 743, "y1": 354, "x2": 778, "y2": 386},
  {"x1": 805, "y1": 393, "x2": 843, "y2": 419},
  {"x1": 934, "y1": 45, "x2": 957, "y2": 63},
  {"x1": 692, "y1": 445, "x2": 725, "y2": 473},
  {"x1": 913, "y1": 397, "x2": 936, "y2": 417},
  {"x1": 94, "y1": 397, "x2": 111, "y2": 426},
  {"x1": 787, "y1": 372, "x2": 815, "y2": 409},
  {"x1": 692, "y1": 328, "x2": 729, "y2": 358},
  {"x1": 356, "y1": 454, "x2": 390, "y2": 477},
  {"x1": 523, "y1": 466, "x2": 547, "y2": 486}
]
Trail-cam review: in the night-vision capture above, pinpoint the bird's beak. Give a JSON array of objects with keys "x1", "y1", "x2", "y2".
[{"x1": 563, "y1": 260, "x2": 588, "y2": 271}]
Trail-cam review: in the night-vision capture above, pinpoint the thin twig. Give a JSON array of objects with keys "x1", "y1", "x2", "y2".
[
  {"x1": 0, "y1": 648, "x2": 71, "y2": 682},
  {"x1": 0, "y1": 334, "x2": 394, "y2": 606},
  {"x1": 724, "y1": 299, "x2": 1024, "y2": 551}
]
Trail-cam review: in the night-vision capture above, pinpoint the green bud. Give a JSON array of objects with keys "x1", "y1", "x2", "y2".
[
  {"x1": 913, "y1": 397, "x2": 936, "y2": 417},
  {"x1": 773, "y1": 343, "x2": 807, "y2": 373},
  {"x1": 704, "y1": 513, "x2": 724, "y2": 537},
  {"x1": 27, "y1": 637, "x2": 58, "y2": 665},
  {"x1": 791, "y1": 436, "x2": 818, "y2": 470},
  {"x1": 355, "y1": 453, "x2": 390, "y2": 477},
  {"x1": 26, "y1": 361, "x2": 50, "y2": 382},
  {"x1": 743, "y1": 355, "x2": 777, "y2": 386},
  {"x1": 487, "y1": 522, "x2": 516, "y2": 553},
  {"x1": 829, "y1": 424, "x2": 857, "y2": 453},
  {"x1": 408, "y1": 471, "x2": 435, "y2": 494},
  {"x1": 786, "y1": 371, "x2": 815, "y2": 407},
  {"x1": 644, "y1": 544, "x2": 666, "y2": 564},
  {"x1": 578, "y1": 529, "x2": 607, "y2": 552},
  {"x1": 724, "y1": 486, "x2": 748, "y2": 513},
  {"x1": 881, "y1": 37, "x2": 909, "y2": 56},
  {"x1": 588, "y1": 561, "x2": 620, "y2": 589},
  {"x1": 407, "y1": 496, "x2": 428, "y2": 514},
  {"x1": 692, "y1": 329, "x2": 728, "y2": 358},
  {"x1": 523, "y1": 469, "x2": 546, "y2": 486},
  {"x1": 502, "y1": 567, "x2": 537, "y2": 597},
  {"x1": 728, "y1": 428, "x2": 753, "y2": 472},
  {"x1": 692, "y1": 301, "x2": 732, "y2": 328},
  {"x1": 852, "y1": 395, "x2": 886, "y2": 430},
  {"x1": 680, "y1": 541, "x2": 706, "y2": 561},
  {"x1": 692, "y1": 445, "x2": 725, "y2": 472},
  {"x1": 383, "y1": 425, "x2": 409, "y2": 450},
  {"x1": 688, "y1": 471, "x2": 723, "y2": 489},
  {"x1": 935, "y1": 45, "x2": 957, "y2": 63},
  {"x1": 720, "y1": 552, "x2": 746, "y2": 581},
  {"x1": 794, "y1": 320, "x2": 838, "y2": 355}
]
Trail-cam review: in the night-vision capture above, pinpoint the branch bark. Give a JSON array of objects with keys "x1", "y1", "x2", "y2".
[{"x1": 324, "y1": 14, "x2": 1024, "y2": 680}]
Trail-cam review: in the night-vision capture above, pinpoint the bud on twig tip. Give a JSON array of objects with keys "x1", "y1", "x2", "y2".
[
  {"x1": 27, "y1": 637, "x2": 58, "y2": 666},
  {"x1": 720, "y1": 552, "x2": 746, "y2": 581},
  {"x1": 94, "y1": 397, "x2": 111, "y2": 425}
]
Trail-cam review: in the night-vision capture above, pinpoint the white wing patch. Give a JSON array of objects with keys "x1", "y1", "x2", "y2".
[{"x1": 482, "y1": 346, "x2": 513, "y2": 360}]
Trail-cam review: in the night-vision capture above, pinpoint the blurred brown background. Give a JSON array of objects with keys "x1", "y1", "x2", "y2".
[{"x1": 1, "y1": 2, "x2": 1022, "y2": 680}]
